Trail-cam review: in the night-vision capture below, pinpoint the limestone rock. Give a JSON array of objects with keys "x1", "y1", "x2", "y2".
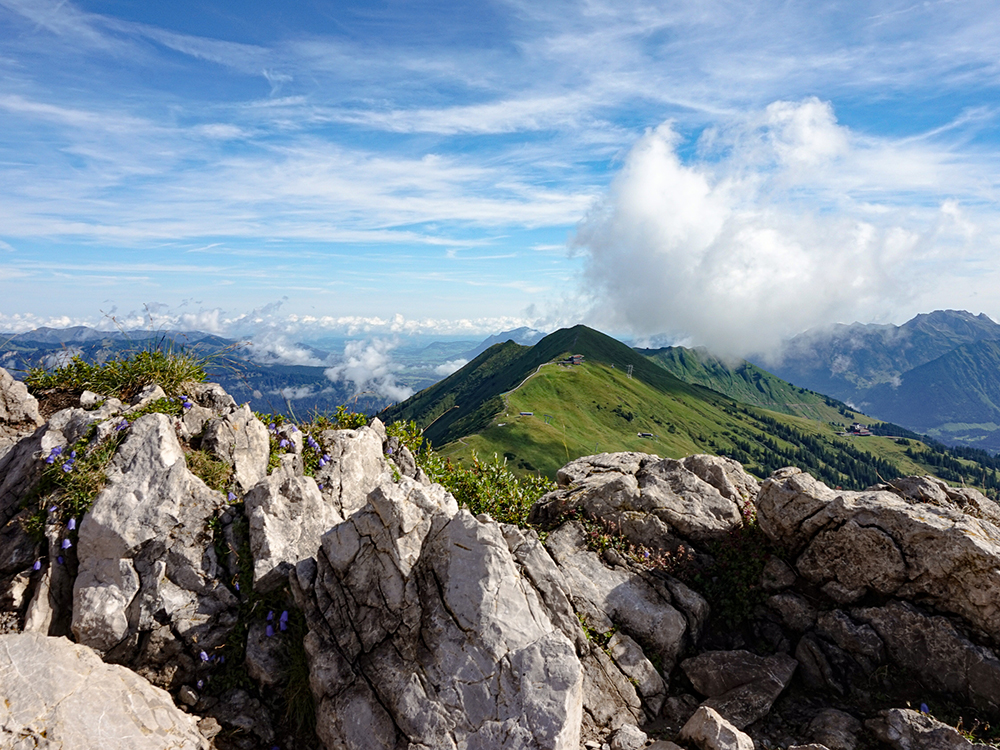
[
  {"x1": 244, "y1": 620, "x2": 285, "y2": 686},
  {"x1": 609, "y1": 724, "x2": 647, "y2": 750},
  {"x1": 0, "y1": 408, "x2": 103, "y2": 529},
  {"x1": 294, "y1": 475, "x2": 583, "y2": 750},
  {"x1": 205, "y1": 688, "x2": 275, "y2": 746},
  {"x1": 578, "y1": 644, "x2": 644, "y2": 735},
  {"x1": 681, "y1": 649, "x2": 797, "y2": 729},
  {"x1": 245, "y1": 464, "x2": 344, "y2": 593},
  {"x1": 0, "y1": 367, "x2": 42, "y2": 458},
  {"x1": 807, "y1": 708, "x2": 862, "y2": 750},
  {"x1": 503, "y1": 524, "x2": 589, "y2": 652},
  {"x1": 866, "y1": 707, "x2": 992, "y2": 749},
  {"x1": 555, "y1": 452, "x2": 656, "y2": 487},
  {"x1": 0, "y1": 632, "x2": 210, "y2": 749},
  {"x1": 0, "y1": 367, "x2": 42, "y2": 427},
  {"x1": 315, "y1": 423, "x2": 391, "y2": 517},
  {"x1": 679, "y1": 705, "x2": 755, "y2": 750},
  {"x1": 607, "y1": 630, "x2": 666, "y2": 715},
  {"x1": 187, "y1": 381, "x2": 236, "y2": 412},
  {"x1": 200, "y1": 404, "x2": 270, "y2": 492},
  {"x1": 854, "y1": 600, "x2": 1000, "y2": 715},
  {"x1": 545, "y1": 521, "x2": 688, "y2": 673},
  {"x1": 534, "y1": 453, "x2": 755, "y2": 545},
  {"x1": 757, "y1": 467, "x2": 1000, "y2": 642},
  {"x1": 71, "y1": 413, "x2": 237, "y2": 683},
  {"x1": 881, "y1": 475, "x2": 1000, "y2": 527}
]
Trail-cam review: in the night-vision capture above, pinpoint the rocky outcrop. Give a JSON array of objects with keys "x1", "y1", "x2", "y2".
[
  {"x1": 678, "y1": 706, "x2": 754, "y2": 750},
  {"x1": 6, "y1": 369, "x2": 1000, "y2": 750},
  {"x1": 866, "y1": 708, "x2": 994, "y2": 749},
  {"x1": 0, "y1": 367, "x2": 42, "y2": 458},
  {"x1": 0, "y1": 631, "x2": 211, "y2": 749},
  {"x1": 292, "y1": 475, "x2": 584, "y2": 750},
  {"x1": 758, "y1": 467, "x2": 1000, "y2": 641},
  {"x1": 680, "y1": 650, "x2": 797, "y2": 729},
  {"x1": 244, "y1": 461, "x2": 344, "y2": 593},
  {"x1": 314, "y1": 421, "x2": 391, "y2": 516},
  {"x1": 200, "y1": 404, "x2": 269, "y2": 493},
  {"x1": 71, "y1": 413, "x2": 237, "y2": 685},
  {"x1": 533, "y1": 453, "x2": 757, "y2": 544}
]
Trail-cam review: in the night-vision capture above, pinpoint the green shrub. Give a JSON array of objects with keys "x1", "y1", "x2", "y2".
[{"x1": 419, "y1": 451, "x2": 554, "y2": 527}]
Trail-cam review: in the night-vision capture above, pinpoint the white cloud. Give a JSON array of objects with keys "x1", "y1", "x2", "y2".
[
  {"x1": 268, "y1": 384, "x2": 333, "y2": 401},
  {"x1": 246, "y1": 333, "x2": 325, "y2": 366},
  {"x1": 575, "y1": 99, "x2": 999, "y2": 358},
  {"x1": 324, "y1": 339, "x2": 413, "y2": 403},
  {"x1": 434, "y1": 358, "x2": 468, "y2": 377}
]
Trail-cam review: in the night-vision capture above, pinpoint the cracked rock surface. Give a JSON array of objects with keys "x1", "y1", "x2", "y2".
[
  {"x1": 0, "y1": 631, "x2": 210, "y2": 749},
  {"x1": 293, "y1": 474, "x2": 584, "y2": 750}
]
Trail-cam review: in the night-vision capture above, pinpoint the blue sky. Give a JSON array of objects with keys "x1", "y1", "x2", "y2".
[{"x1": 3, "y1": 0, "x2": 1000, "y2": 354}]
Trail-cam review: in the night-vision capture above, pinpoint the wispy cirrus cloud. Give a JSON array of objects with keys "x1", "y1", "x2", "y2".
[{"x1": 3, "y1": 0, "x2": 1000, "y2": 336}]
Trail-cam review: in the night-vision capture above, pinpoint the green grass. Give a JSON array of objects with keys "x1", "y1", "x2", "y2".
[
  {"x1": 24, "y1": 348, "x2": 209, "y2": 401},
  {"x1": 642, "y1": 345, "x2": 850, "y2": 422},
  {"x1": 433, "y1": 359, "x2": 1000, "y2": 496}
]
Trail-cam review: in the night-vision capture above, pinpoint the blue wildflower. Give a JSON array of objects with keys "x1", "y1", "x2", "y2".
[
  {"x1": 70, "y1": 450, "x2": 76, "y2": 459},
  {"x1": 61, "y1": 538, "x2": 72, "y2": 550},
  {"x1": 62, "y1": 462, "x2": 73, "y2": 473},
  {"x1": 57, "y1": 556, "x2": 64, "y2": 565},
  {"x1": 33, "y1": 560, "x2": 41, "y2": 571},
  {"x1": 115, "y1": 419, "x2": 129, "y2": 431},
  {"x1": 279, "y1": 620, "x2": 287, "y2": 632},
  {"x1": 318, "y1": 484, "x2": 324, "y2": 490},
  {"x1": 920, "y1": 703, "x2": 929, "y2": 714},
  {"x1": 228, "y1": 491, "x2": 236, "y2": 502},
  {"x1": 199, "y1": 650, "x2": 209, "y2": 662},
  {"x1": 266, "y1": 624, "x2": 274, "y2": 637},
  {"x1": 67, "y1": 518, "x2": 76, "y2": 531},
  {"x1": 197, "y1": 679, "x2": 204, "y2": 689},
  {"x1": 279, "y1": 439, "x2": 289, "y2": 449},
  {"x1": 234, "y1": 582, "x2": 240, "y2": 591},
  {"x1": 279, "y1": 610, "x2": 288, "y2": 622},
  {"x1": 268, "y1": 423, "x2": 276, "y2": 431},
  {"x1": 267, "y1": 610, "x2": 274, "y2": 621},
  {"x1": 48, "y1": 505, "x2": 57, "y2": 513}
]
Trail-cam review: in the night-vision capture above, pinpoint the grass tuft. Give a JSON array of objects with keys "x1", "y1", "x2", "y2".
[{"x1": 25, "y1": 348, "x2": 209, "y2": 401}]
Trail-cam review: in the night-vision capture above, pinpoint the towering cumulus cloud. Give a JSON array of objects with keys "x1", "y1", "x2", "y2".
[{"x1": 574, "y1": 98, "x2": 968, "y2": 358}]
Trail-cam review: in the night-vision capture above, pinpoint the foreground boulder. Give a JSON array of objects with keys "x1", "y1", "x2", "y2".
[
  {"x1": 0, "y1": 367, "x2": 42, "y2": 458},
  {"x1": 293, "y1": 475, "x2": 583, "y2": 750},
  {"x1": 71, "y1": 413, "x2": 237, "y2": 685},
  {"x1": 0, "y1": 632, "x2": 211, "y2": 749},
  {"x1": 758, "y1": 467, "x2": 1000, "y2": 643},
  {"x1": 533, "y1": 453, "x2": 758, "y2": 544}
]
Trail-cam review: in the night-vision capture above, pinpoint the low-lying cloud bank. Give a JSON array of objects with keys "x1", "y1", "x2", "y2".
[
  {"x1": 574, "y1": 98, "x2": 998, "y2": 359},
  {"x1": 324, "y1": 338, "x2": 413, "y2": 403}
]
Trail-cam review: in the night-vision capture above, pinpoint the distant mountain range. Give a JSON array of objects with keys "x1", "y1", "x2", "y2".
[
  {"x1": 10, "y1": 310, "x2": 1000, "y2": 453},
  {"x1": 760, "y1": 310, "x2": 1000, "y2": 450}
]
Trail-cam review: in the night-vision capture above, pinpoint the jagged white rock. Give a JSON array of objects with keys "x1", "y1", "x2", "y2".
[{"x1": 0, "y1": 632, "x2": 210, "y2": 749}]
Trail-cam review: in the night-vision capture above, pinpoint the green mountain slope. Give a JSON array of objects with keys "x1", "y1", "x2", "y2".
[
  {"x1": 858, "y1": 339, "x2": 1000, "y2": 450},
  {"x1": 383, "y1": 325, "x2": 1000, "y2": 494},
  {"x1": 381, "y1": 325, "x2": 700, "y2": 447},
  {"x1": 641, "y1": 346, "x2": 847, "y2": 421}
]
